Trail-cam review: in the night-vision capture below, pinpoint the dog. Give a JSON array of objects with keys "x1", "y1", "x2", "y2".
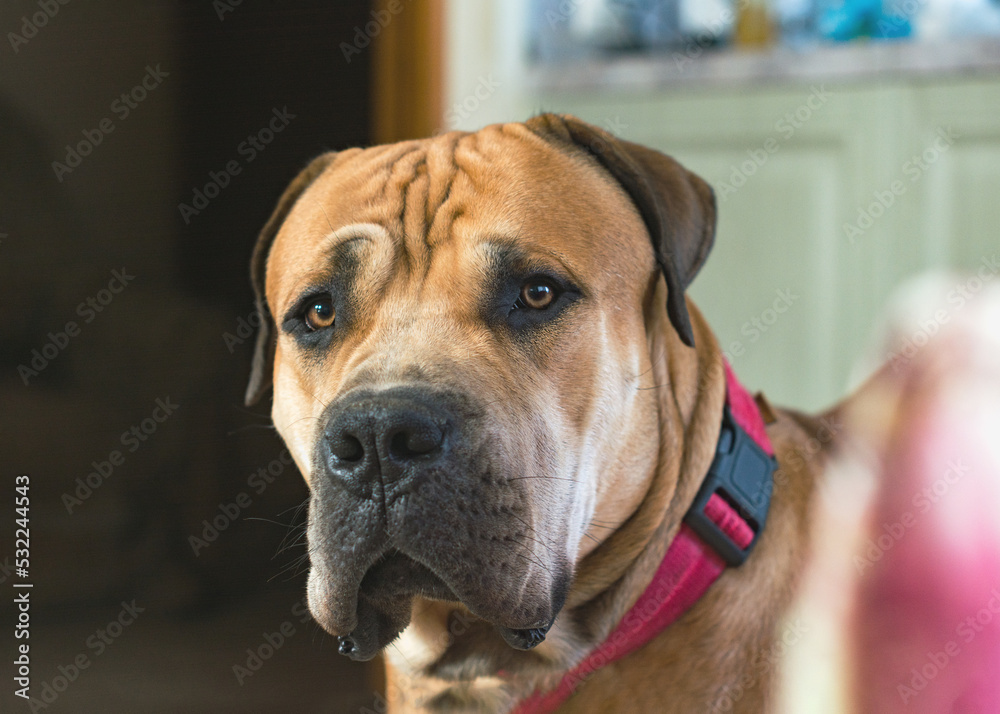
[{"x1": 244, "y1": 114, "x2": 837, "y2": 713}]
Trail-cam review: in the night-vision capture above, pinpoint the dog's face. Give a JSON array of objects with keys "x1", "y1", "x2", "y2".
[{"x1": 246, "y1": 115, "x2": 716, "y2": 661}]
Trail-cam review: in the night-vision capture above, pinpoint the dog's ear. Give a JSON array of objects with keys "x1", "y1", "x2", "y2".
[
  {"x1": 245, "y1": 152, "x2": 336, "y2": 406},
  {"x1": 524, "y1": 113, "x2": 716, "y2": 347}
]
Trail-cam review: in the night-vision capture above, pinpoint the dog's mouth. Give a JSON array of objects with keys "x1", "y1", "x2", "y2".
[
  {"x1": 303, "y1": 390, "x2": 570, "y2": 663},
  {"x1": 331, "y1": 549, "x2": 456, "y2": 661},
  {"x1": 323, "y1": 549, "x2": 558, "y2": 662}
]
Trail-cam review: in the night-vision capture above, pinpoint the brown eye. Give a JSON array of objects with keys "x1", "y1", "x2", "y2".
[
  {"x1": 520, "y1": 280, "x2": 556, "y2": 310},
  {"x1": 304, "y1": 296, "x2": 335, "y2": 331}
]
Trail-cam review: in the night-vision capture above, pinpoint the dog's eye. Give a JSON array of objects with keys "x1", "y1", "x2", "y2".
[
  {"x1": 516, "y1": 279, "x2": 558, "y2": 310},
  {"x1": 304, "y1": 295, "x2": 335, "y2": 331}
]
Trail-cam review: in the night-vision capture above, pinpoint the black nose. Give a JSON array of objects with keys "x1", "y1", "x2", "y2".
[{"x1": 323, "y1": 390, "x2": 449, "y2": 488}]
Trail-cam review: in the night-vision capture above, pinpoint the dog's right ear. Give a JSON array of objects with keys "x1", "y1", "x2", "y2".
[
  {"x1": 524, "y1": 113, "x2": 716, "y2": 348},
  {"x1": 245, "y1": 152, "x2": 336, "y2": 407}
]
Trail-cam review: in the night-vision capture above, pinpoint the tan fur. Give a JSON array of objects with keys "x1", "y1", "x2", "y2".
[{"x1": 250, "y1": 116, "x2": 835, "y2": 712}]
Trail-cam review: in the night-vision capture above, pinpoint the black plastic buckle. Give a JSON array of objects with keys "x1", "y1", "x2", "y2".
[{"x1": 683, "y1": 404, "x2": 777, "y2": 567}]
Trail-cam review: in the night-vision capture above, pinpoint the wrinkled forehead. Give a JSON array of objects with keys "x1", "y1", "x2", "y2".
[{"x1": 265, "y1": 124, "x2": 653, "y2": 306}]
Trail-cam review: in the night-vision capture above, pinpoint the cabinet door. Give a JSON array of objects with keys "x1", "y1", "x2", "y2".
[{"x1": 905, "y1": 82, "x2": 1000, "y2": 274}]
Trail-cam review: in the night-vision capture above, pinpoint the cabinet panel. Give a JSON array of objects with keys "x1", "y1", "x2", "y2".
[
  {"x1": 919, "y1": 137, "x2": 1000, "y2": 270},
  {"x1": 685, "y1": 145, "x2": 844, "y2": 410}
]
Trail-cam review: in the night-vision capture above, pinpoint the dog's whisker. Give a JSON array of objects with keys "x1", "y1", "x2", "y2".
[
  {"x1": 246, "y1": 516, "x2": 298, "y2": 527},
  {"x1": 509, "y1": 546, "x2": 554, "y2": 578},
  {"x1": 229, "y1": 407, "x2": 277, "y2": 421},
  {"x1": 590, "y1": 522, "x2": 618, "y2": 531},
  {"x1": 225, "y1": 423, "x2": 278, "y2": 436},
  {"x1": 275, "y1": 524, "x2": 306, "y2": 555},
  {"x1": 284, "y1": 414, "x2": 322, "y2": 431},
  {"x1": 506, "y1": 513, "x2": 559, "y2": 558},
  {"x1": 276, "y1": 497, "x2": 310, "y2": 519},
  {"x1": 275, "y1": 534, "x2": 308, "y2": 556},
  {"x1": 268, "y1": 554, "x2": 311, "y2": 583},
  {"x1": 506, "y1": 476, "x2": 581, "y2": 484}
]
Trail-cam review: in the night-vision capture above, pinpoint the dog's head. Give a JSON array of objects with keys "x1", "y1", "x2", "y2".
[{"x1": 245, "y1": 114, "x2": 715, "y2": 660}]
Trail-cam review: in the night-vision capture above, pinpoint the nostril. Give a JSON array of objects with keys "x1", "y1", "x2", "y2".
[
  {"x1": 388, "y1": 424, "x2": 443, "y2": 461},
  {"x1": 329, "y1": 434, "x2": 365, "y2": 463}
]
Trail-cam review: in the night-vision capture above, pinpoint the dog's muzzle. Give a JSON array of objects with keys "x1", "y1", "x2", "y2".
[{"x1": 305, "y1": 386, "x2": 567, "y2": 661}]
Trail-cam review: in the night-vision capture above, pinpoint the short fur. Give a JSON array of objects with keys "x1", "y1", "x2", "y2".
[{"x1": 245, "y1": 114, "x2": 836, "y2": 712}]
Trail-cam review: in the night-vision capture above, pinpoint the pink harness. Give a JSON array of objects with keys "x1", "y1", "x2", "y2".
[{"x1": 513, "y1": 363, "x2": 776, "y2": 714}]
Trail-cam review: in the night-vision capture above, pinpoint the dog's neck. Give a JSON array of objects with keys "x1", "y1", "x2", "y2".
[{"x1": 381, "y1": 299, "x2": 729, "y2": 713}]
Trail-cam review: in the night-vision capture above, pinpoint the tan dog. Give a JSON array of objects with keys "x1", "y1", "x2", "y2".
[{"x1": 245, "y1": 114, "x2": 836, "y2": 713}]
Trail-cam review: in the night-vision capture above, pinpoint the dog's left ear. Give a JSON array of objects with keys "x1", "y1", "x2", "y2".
[
  {"x1": 525, "y1": 113, "x2": 716, "y2": 347},
  {"x1": 245, "y1": 152, "x2": 337, "y2": 407}
]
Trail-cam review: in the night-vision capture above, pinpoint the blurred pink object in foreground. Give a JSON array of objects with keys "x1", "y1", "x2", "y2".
[{"x1": 851, "y1": 277, "x2": 1000, "y2": 713}]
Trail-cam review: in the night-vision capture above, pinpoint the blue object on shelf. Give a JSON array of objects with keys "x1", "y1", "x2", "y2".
[{"x1": 818, "y1": 0, "x2": 913, "y2": 41}]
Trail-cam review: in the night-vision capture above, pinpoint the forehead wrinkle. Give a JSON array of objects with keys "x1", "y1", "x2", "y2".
[
  {"x1": 369, "y1": 144, "x2": 423, "y2": 227},
  {"x1": 425, "y1": 133, "x2": 465, "y2": 248},
  {"x1": 375, "y1": 146, "x2": 431, "y2": 275},
  {"x1": 402, "y1": 154, "x2": 431, "y2": 273}
]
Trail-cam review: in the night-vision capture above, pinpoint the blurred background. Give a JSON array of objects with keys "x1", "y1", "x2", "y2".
[{"x1": 1, "y1": 0, "x2": 998, "y2": 711}]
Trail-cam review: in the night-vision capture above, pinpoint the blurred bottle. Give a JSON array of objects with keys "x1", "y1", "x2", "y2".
[{"x1": 736, "y1": 0, "x2": 777, "y2": 47}]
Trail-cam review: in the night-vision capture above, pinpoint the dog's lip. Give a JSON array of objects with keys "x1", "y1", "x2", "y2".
[
  {"x1": 369, "y1": 547, "x2": 555, "y2": 630},
  {"x1": 324, "y1": 548, "x2": 461, "y2": 661},
  {"x1": 322, "y1": 547, "x2": 561, "y2": 661},
  {"x1": 359, "y1": 548, "x2": 459, "y2": 603}
]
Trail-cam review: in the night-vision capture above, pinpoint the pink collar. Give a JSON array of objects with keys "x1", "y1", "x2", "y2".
[{"x1": 513, "y1": 362, "x2": 776, "y2": 714}]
